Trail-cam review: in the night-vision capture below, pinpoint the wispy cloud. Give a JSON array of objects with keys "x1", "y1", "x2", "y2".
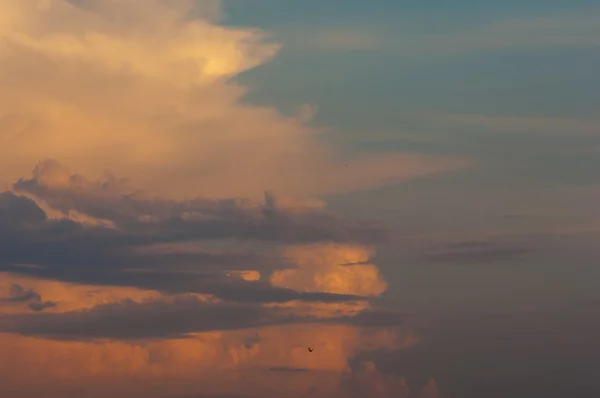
[
  {"x1": 432, "y1": 113, "x2": 600, "y2": 136},
  {"x1": 300, "y1": 7, "x2": 600, "y2": 56}
]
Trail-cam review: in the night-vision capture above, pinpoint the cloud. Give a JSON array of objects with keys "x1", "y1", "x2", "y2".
[
  {"x1": 422, "y1": 240, "x2": 530, "y2": 265},
  {"x1": 0, "y1": 295, "x2": 308, "y2": 340},
  {"x1": 271, "y1": 244, "x2": 387, "y2": 297},
  {"x1": 433, "y1": 113, "x2": 600, "y2": 136},
  {"x1": 0, "y1": 266, "x2": 419, "y2": 395},
  {"x1": 0, "y1": 283, "x2": 57, "y2": 312},
  {"x1": 0, "y1": 161, "x2": 400, "y2": 301},
  {"x1": 319, "y1": 7, "x2": 600, "y2": 58},
  {"x1": 0, "y1": 164, "x2": 396, "y2": 305},
  {"x1": 0, "y1": 0, "x2": 466, "y2": 200},
  {"x1": 0, "y1": 163, "x2": 419, "y2": 394},
  {"x1": 12, "y1": 160, "x2": 391, "y2": 245},
  {"x1": 0, "y1": 322, "x2": 418, "y2": 396},
  {"x1": 467, "y1": 7, "x2": 600, "y2": 49},
  {"x1": 0, "y1": 288, "x2": 419, "y2": 341},
  {"x1": 0, "y1": 1, "x2": 451, "y2": 396},
  {"x1": 365, "y1": 302, "x2": 600, "y2": 398},
  {"x1": 268, "y1": 366, "x2": 310, "y2": 372},
  {"x1": 337, "y1": 361, "x2": 438, "y2": 398}
]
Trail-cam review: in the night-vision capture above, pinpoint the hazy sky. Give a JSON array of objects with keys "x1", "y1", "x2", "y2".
[{"x1": 1, "y1": 1, "x2": 600, "y2": 397}]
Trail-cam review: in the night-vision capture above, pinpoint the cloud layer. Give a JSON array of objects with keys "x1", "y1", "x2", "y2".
[
  {"x1": 0, "y1": 162, "x2": 421, "y2": 395},
  {"x1": 0, "y1": 158, "x2": 417, "y2": 396}
]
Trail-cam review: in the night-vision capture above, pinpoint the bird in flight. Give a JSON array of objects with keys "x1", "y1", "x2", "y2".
[{"x1": 308, "y1": 347, "x2": 313, "y2": 352}]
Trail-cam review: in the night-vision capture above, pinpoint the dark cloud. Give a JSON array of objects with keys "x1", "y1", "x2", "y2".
[
  {"x1": 0, "y1": 192, "x2": 47, "y2": 226},
  {"x1": 0, "y1": 295, "x2": 321, "y2": 340},
  {"x1": 13, "y1": 160, "x2": 390, "y2": 245},
  {"x1": 422, "y1": 240, "x2": 530, "y2": 264},
  {"x1": 338, "y1": 308, "x2": 416, "y2": 328},
  {"x1": 0, "y1": 190, "x2": 367, "y2": 304},
  {"x1": 0, "y1": 262, "x2": 364, "y2": 304},
  {"x1": 164, "y1": 395, "x2": 255, "y2": 398},
  {"x1": 0, "y1": 295, "x2": 410, "y2": 342},
  {"x1": 27, "y1": 300, "x2": 57, "y2": 312},
  {"x1": 0, "y1": 284, "x2": 57, "y2": 312},
  {"x1": 3, "y1": 284, "x2": 41, "y2": 303},
  {"x1": 0, "y1": 161, "x2": 388, "y2": 305},
  {"x1": 337, "y1": 361, "x2": 412, "y2": 398},
  {"x1": 268, "y1": 367, "x2": 310, "y2": 372},
  {"x1": 0, "y1": 191, "x2": 285, "y2": 273}
]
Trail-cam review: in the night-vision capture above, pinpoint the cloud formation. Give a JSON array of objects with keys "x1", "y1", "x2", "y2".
[
  {"x1": 0, "y1": 283, "x2": 56, "y2": 312},
  {"x1": 0, "y1": 159, "x2": 415, "y2": 395},
  {"x1": 0, "y1": 295, "x2": 305, "y2": 340},
  {"x1": 0, "y1": 0, "x2": 467, "y2": 200},
  {"x1": 0, "y1": 0, "x2": 476, "y2": 396},
  {"x1": 13, "y1": 160, "x2": 391, "y2": 245},
  {"x1": 0, "y1": 163, "x2": 395, "y2": 307},
  {"x1": 422, "y1": 240, "x2": 530, "y2": 265}
]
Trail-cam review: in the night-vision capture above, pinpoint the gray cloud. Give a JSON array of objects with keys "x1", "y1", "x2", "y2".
[
  {"x1": 0, "y1": 294, "x2": 411, "y2": 341},
  {"x1": 0, "y1": 190, "x2": 368, "y2": 304},
  {"x1": 0, "y1": 295, "x2": 320, "y2": 340},
  {"x1": 164, "y1": 395, "x2": 255, "y2": 398},
  {"x1": 0, "y1": 261, "x2": 364, "y2": 305},
  {"x1": 2, "y1": 284, "x2": 41, "y2": 303},
  {"x1": 338, "y1": 308, "x2": 415, "y2": 328},
  {"x1": 268, "y1": 367, "x2": 310, "y2": 372},
  {"x1": 0, "y1": 284, "x2": 57, "y2": 312},
  {"x1": 13, "y1": 160, "x2": 390, "y2": 245},
  {"x1": 351, "y1": 302, "x2": 600, "y2": 398},
  {"x1": 421, "y1": 240, "x2": 530, "y2": 264},
  {"x1": 0, "y1": 192, "x2": 47, "y2": 226}
]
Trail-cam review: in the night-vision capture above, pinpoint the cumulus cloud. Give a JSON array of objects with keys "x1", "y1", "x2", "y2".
[
  {"x1": 0, "y1": 268, "x2": 419, "y2": 396},
  {"x1": 0, "y1": 0, "x2": 468, "y2": 200},
  {"x1": 271, "y1": 244, "x2": 387, "y2": 297},
  {"x1": 0, "y1": 318, "x2": 419, "y2": 396}
]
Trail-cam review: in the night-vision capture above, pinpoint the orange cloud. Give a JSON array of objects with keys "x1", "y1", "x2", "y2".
[
  {"x1": 0, "y1": 176, "x2": 414, "y2": 396},
  {"x1": 0, "y1": 311, "x2": 419, "y2": 396},
  {"x1": 0, "y1": 262, "x2": 417, "y2": 396},
  {"x1": 0, "y1": 0, "x2": 468, "y2": 200},
  {"x1": 0, "y1": 272, "x2": 163, "y2": 313},
  {"x1": 271, "y1": 244, "x2": 387, "y2": 297}
]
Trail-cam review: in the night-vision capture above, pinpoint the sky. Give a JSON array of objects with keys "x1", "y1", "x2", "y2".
[{"x1": 0, "y1": 0, "x2": 600, "y2": 397}]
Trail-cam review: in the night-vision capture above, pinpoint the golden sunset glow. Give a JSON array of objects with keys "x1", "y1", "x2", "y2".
[{"x1": 6, "y1": 0, "x2": 594, "y2": 396}]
